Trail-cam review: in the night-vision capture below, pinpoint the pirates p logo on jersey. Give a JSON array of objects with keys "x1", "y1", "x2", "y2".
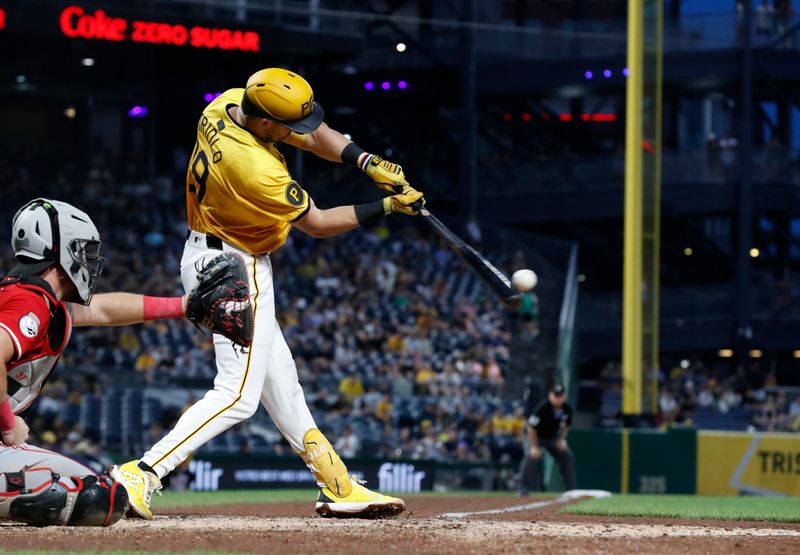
[
  {"x1": 285, "y1": 181, "x2": 305, "y2": 207},
  {"x1": 19, "y1": 312, "x2": 40, "y2": 338}
]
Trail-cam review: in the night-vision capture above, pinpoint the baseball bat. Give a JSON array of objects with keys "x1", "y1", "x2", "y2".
[{"x1": 419, "y1": 207, "x2": 523, "y2": 309}]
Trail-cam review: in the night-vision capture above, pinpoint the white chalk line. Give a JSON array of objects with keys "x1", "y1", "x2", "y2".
[{"x1": 439, "y1": 489, "x2": 612, "y2": 518}]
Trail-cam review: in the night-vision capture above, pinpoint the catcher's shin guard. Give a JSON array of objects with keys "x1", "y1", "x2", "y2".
[
  {"x1": 68, "y1": 474, "x2": 129, "y2": 526},
  {"x1": 301, "y1": 428, "x2": 352, "y2": 498},
  {"x1": 3, "y1": 472, "x2": 128, "y2": 527}
]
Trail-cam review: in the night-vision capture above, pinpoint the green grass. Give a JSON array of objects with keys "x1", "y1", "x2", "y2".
[
  {"x1": 561, "y1": 494, "x2": 800, "y2": 523},
  {"x1": 151, "y1": 488, "x2": 313, "y2": 508},
  {"x1": 151, "y1": 488, "x2": 520, "y2": 509}
]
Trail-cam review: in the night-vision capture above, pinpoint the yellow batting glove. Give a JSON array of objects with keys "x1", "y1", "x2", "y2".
[
  {"x1": 382, "y1": 187, "x2": 425, "y2": 216},
  {"x1": 361, "y1": 155, "x2": 409, "y2": 194}
]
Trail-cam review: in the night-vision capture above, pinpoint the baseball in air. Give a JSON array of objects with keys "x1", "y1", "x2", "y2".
[{"x1": 511, "y1": 269, "x2": 538, "y2": 292}]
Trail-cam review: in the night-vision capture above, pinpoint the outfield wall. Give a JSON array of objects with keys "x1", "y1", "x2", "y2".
[
  {"x1": 570, "y1": 428, "x2": 799, "y2": 496},
  {"x1": 696, "y1": 431, "x2": 800, "y2": 496}
]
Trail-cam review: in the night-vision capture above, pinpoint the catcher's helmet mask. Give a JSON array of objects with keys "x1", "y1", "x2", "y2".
[{"x1": 10, "y1": 199, "x2": 105, "y2": 305}]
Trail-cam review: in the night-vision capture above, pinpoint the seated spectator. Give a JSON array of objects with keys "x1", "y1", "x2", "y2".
[
  {"x1": 334, "y1": 425, "x2": 361, "y2": 458},
  {"x1": 338, "y1": 371, "x2": 365, "y2": 405}
]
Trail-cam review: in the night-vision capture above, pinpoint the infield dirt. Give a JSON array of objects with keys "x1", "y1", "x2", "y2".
[{"x1": 2, "y1": 495, "x2": 799, "y2": 554}]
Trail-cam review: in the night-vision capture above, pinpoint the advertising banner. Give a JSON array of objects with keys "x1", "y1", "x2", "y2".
[
  {"x1": 184, "y1": 456, "x2": 436, "y2": 493},
  {"x1": 697, "y1": 431, "x2": 800, "y2": 496}
]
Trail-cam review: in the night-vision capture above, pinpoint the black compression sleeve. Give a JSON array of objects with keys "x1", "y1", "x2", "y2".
[
  {"x1": 354, "y1": 199, "x2": 386, "y2": 225},
  {"x1": 341, "y1": 142, "x2": 366, "y2": 166}
]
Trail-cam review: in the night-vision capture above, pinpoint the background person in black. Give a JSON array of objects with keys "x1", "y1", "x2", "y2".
[{"x1": 517, "y1": 383, "x2": 576, "y2": 495}]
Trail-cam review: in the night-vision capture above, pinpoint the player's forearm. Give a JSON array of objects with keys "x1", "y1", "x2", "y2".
[
  {"x1": 296, "y1": 205, "x2": 362, "y2": 238},
  {"x1": 72, "y1": 293, "x2": 186, "y2": 327},
  {"x1": 0, "y1": 361, "x2": 7, "y2": 402},
  {"x1": 302, "y1": 124, "x2": 352, "y2": 162},
  {"x1": 0, "y1": 368, "x2": 12, "y2": 431},
  {"x1": 528, "y1": 427, "x2": 539, "y2": 447}
]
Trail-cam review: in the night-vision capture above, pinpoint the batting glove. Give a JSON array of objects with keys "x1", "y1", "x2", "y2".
[
  {"x1": 382, "y1": 186, "x2": 425, "y2": 216},
  {"x1": 360, "y1": 154, "x2": 409, "y2": 193}
]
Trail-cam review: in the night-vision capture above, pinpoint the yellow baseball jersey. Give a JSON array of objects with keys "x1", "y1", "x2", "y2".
[{"x1": 186, "y1": 88, "x2": 311, "y2": 254}]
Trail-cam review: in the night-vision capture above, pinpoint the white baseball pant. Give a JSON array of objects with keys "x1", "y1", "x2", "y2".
[
  {"x1": 0, "y1": 443, "x2": 96, "y2": 517},
  {"x1": 141, "y1": 231, "x2": 317, "y2": 478}
]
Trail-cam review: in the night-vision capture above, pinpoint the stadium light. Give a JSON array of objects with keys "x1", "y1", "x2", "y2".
[
  {"x1": 127, "y1": 105, "x2": 148, "y2": 118},
  {"x1": 603, "y1": 69, "x2": 612, "y2": 78},
  {"x1": 364, "y1": 81, "x2": 374, "y2": 91},
  {"x1": 81, "y1": 57, "x2": 95, "y2": 67},
  {"x1": 749, "y1": 248, "x2": 760, "y2": 258},
  {"x1": 683, "y1": 247, "x2": 693, "y2": 256},
  {"x1": 584, "y1": 70, "x2": 593, "y2": 80},
  {"x1": 381, "y1": 81, "x2": 391, "y2": 90},
  {"x1": 718, "y1": 349, "x2": 734, "y2": 358},
  {"x1": 680, "y1": 359, "x2": 690, "y2": 369},
  {"x1": 396, "y1": 42, "x2": 406, "y2": 52},
  {"x1": 64, "y1": 106, "x2": 77, "y2": 119},
  {"x1": 397, "y1": 80, "x2": 408, "y2": 90},
  {"x1": 793, "y1": 350, "x2": 800, "y2": 358},
  {"x1": 16, "y1": 75, "x2": 26, "y2": 84},
  {"x1": 749, "y1": 349, "x2": 763, "y2": 358},
  {"x1": 204, "y1": 93, "x2": 214, "y2": 102},
  {"x1": 623, "y1": 67, "x2": 630, "y2": 77}
]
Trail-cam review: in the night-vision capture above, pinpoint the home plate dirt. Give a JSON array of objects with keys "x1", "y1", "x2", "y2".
[{"x1": 2, "y1": 495, "x2": 799, "y2": 554}]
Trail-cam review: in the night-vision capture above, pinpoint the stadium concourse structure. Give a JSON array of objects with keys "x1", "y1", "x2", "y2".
[{"x1": 0, "y1": 0, "x2": 798, "y2": 498}]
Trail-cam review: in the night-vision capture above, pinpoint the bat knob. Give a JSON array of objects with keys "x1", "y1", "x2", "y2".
[{"x1": 411, "y1": 200, "x2": 425, "y2": 213}]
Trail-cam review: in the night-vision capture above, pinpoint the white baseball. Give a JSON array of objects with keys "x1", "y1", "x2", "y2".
[{"x1": 511, "y1": 269, "x2": 537, "y2": 292}]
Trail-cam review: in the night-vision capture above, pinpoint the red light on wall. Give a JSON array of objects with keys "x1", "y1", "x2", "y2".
[
  {"x1": 502, "y1": 113, "x2": 512, "y2": 122},
  {"x1": 590, "y1": 113, "x2": 617, "y2": 122},
  {"x1": 0, "y1": 9, "x2": 6, "y2": 30},
  {"x1": 521, "y1": 112, "x2": 532, "y2": 122},
  {"x1": 58, "y1": 5, "x2": 260, "y2": 52},
  {"x1": 559, "y1": 113, "x2": 617, "y2": 122}
]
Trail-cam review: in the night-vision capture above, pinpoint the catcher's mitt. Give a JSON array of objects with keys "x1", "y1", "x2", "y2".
[{"x1": 187, "y1": 253, "x2": 254, "y2": 348}]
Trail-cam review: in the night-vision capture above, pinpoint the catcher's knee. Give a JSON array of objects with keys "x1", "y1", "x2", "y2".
[{"x1": 6, "y1": 472, "x2": 128, "y2": 527}]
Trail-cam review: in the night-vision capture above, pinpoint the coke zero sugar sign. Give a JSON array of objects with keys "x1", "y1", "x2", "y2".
[{"x1": 58, "y1": 5, "x2": 260, "y2": 52}]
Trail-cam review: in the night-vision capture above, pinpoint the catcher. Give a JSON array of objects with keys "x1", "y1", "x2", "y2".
[{"x1": 0, "y1": 198, "x2": 251, "y2": 526}]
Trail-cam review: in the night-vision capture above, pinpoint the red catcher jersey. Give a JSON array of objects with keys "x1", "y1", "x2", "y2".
[{"x1": 0, "y1": 279, "x2": 72, "y2": 414}]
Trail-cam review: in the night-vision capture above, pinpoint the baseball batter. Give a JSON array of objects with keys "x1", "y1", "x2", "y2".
[
  {"x1": 113, "y1": 68, "x2": 424, "y2": 519},
  {"x1": 0, "y1": 198, "x2": 196, "y2": 526}
]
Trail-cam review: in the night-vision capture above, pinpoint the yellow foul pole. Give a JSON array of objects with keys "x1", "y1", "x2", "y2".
[{"x1": 623, "y1": 0, "x2": 644, "y2": 416}]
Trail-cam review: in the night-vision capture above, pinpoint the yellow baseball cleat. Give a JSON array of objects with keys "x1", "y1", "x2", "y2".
[
  {"x1": 109, "y1": 460, "x2": 162, "y2": 520},
  {"x1": 315, "y1": 475, "x2": 405, "y2": 518}
]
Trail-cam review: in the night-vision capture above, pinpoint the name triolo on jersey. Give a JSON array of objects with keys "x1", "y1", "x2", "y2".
[
  {"x1": 186, "y1": 88, "x2": 311, "y2": 256},
  {"x1": 198, "y1": 115, "x2": 224, "y2": 163}
]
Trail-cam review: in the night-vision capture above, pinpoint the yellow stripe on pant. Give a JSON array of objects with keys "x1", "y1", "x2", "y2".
[{"x1": 151, "y1": 255, "x2": 260, "y2": 467}]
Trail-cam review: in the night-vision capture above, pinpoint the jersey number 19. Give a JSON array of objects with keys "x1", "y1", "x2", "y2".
[{"x1": 188, "y1": 149, "x2": 209, "y2": 203}]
